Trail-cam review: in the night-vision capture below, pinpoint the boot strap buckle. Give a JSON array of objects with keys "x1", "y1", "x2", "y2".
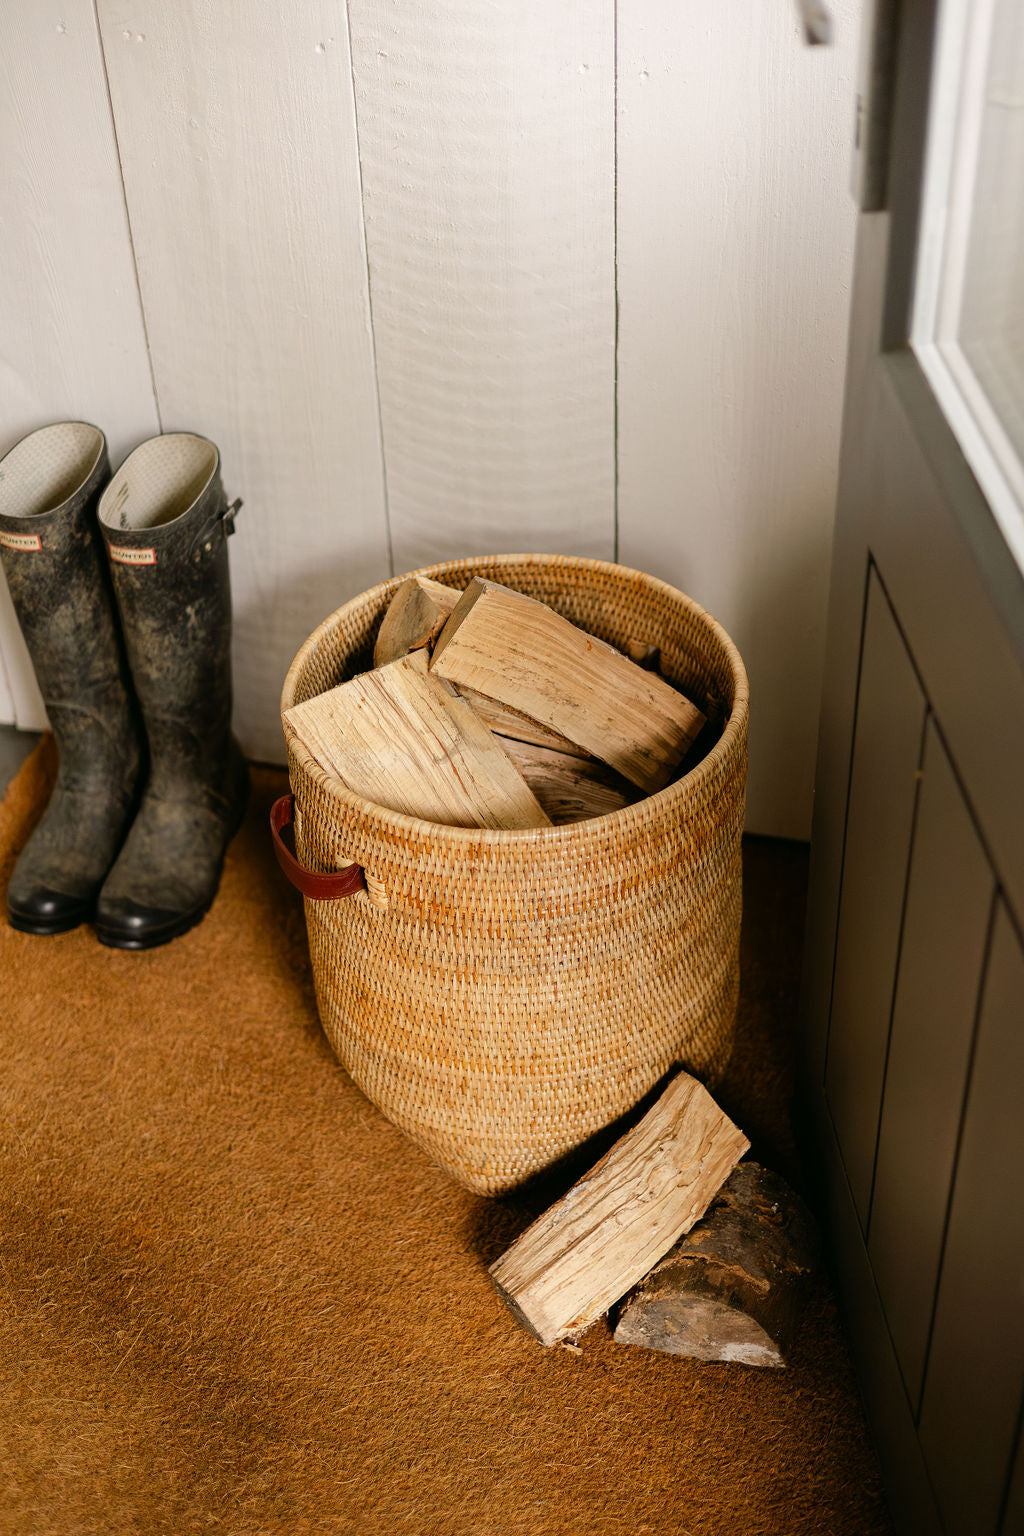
[{"x1": 190, "y1": 498, "x2": 243, "y2": 561}]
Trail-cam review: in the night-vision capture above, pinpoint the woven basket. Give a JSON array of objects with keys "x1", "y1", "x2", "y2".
[{"x1": 279, "y1": 555, "x2": 748, "y2": 1196}]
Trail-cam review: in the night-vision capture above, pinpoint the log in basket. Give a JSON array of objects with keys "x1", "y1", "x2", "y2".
[{"x1": 275, "y1": 554, "x2": 748, "y2": 1197}]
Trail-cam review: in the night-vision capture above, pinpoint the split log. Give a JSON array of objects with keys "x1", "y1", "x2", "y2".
[
  {"x1": 431, "y1": 579, "x2": 705, "y2": 793},
  {"x1": 282, "y1": 656, "x2": 551, "y2": 830},
  {"x1": 373, "y1": 576, "x2": 462, "y2": 668},
  {"x1": 613, "y1": 1162, "x2": 818, "y2": 1367},
  {"x1": 374, "y1": 579, "x2": 597, "y2": 759},
  {"x1": 488, "y1": 1072, "x2": 749, "y2": 1345},
  {"x1": 502, "y1": 738, "x2": 637, "y2": 824},
  {"x1": 456, "y1": 686, "x2": 592, "y2": 759}
]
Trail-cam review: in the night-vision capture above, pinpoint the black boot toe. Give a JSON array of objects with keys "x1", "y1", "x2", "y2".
[
  {"x1": 93, "y1": 895, "x2": 211, "y2": 952},
  {"x1": 7, "y1": 886, "x2": 92, "y2": 935}
]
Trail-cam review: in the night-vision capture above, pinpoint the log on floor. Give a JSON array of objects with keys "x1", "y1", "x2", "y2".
[
  {"x1": 489, "y1": 1072, "x2": 749, "y2": 1346},
  {"x1": 613, "y1": 1162, "x2": 819, "y2": 1367},
  {"x1": 282, "y1": 656, "x2": 550, "y2": 830},
  {"x1": 430, "y1": 578, "x2": 705, "y2": 793}
]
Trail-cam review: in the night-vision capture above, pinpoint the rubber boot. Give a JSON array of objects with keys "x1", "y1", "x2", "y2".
[
  {"x1": 94, "y1": 433, "x2": 248, "y2": 950},
  {"x1": 0, "y1": 422, "x2": 143, "y2": 934}
]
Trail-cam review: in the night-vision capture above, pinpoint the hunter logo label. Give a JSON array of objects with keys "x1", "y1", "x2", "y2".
[
  {"x1": 109, "y1": 545, "x2": 157, "y2": 567},
  {"x1": 0, "y1": 531, "x2": 42, "y2": 552}
]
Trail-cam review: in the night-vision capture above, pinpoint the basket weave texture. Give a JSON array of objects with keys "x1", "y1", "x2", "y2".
[{"x1": 281, "y1": 555, "x2": 748, "y2": 1196}]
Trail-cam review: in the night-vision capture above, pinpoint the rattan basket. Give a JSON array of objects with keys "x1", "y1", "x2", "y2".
[{"x1": 278, "y1": 555, "x2": 748, "y2": 1196}]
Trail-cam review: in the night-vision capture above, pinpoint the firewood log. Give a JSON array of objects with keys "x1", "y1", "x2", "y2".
[
  {"x1": 613, "y1": 1162, "x2": 818, "y2": 1366},
  {"x1": 373, "y1": 576, "x2": 462, "y2": 668},
  {"x1": 282, "y1": 656, "x2": 550, "y2": 830},
  {"x1": 489, "y1": 1072, "x2": 749, "y2": 1345},
  {"x1": 431, "y1": 579, "x2": 705, "y2": 793},
  {"x1": 374, "y1": 577, "x2": 592, "y2": 758},
  {"x1": 501, "y1": 738, "x2": 637, "y2": 823}
]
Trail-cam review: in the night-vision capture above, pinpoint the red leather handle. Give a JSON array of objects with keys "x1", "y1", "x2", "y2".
[{"x1": 270, "y1": 794, "x2": 366, "y2": 901}]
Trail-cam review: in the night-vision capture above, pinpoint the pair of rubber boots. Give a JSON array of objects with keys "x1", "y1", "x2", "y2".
[{"x1": 0, "y1": 422, "x2": 248, "y2": 949}]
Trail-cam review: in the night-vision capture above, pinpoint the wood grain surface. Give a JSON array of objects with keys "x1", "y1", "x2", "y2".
[
  {"x1": 431, "y1": 579, "x2": 704, "y2": 792},
  {"x1": 499, "y1": 737, "x2": 636, "y2": 824},
  {"x1": 283, "y1": 656, "x2": 550, "y2": 830},
  {"x1": 373, "y1": 577, "x2": 462, "y2": 668},
  {"x1": 490, "y1": 1072, "x2": 749, "y2": 1345}
]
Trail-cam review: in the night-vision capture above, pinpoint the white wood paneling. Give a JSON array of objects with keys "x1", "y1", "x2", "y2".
[
  {"x1": 616, "y1": 0, "x2": 860, "y2": 838},
  {"x1": 97, "y1": 0, "x2": 391, "y2": 763},
  {"x1": 0, "y1": 0, "x2": 160, "y2": 729},
  {"x1": 347, "y1": 0, "x2": 616, "y2": 572},
  {"x1": 1, "y1": 1, "x2": 860, "y2": 828}
]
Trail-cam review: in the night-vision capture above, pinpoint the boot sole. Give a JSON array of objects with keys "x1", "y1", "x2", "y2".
[
  {"x1": 7, "y1": 906, "x2": 91, "y2": 937},
  {"x1": 93, "y1": 899, "x2": 212, "y2": 951}
]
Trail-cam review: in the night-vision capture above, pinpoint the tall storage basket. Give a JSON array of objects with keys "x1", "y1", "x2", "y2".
[{"x1": 280, "y1": 555, "x2": 748, "y2": 1196}]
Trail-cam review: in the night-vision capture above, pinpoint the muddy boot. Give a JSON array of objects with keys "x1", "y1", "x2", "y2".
[
  {"x1": 94, "y1": 433, "x2": 248, "y2": 950},
  {"x1": 0, "y1": 422, "x2": 143, "y2": 934}
]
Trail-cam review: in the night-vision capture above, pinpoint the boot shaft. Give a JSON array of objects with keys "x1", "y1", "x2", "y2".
[
  {"x1": 0, "y1": 423, "x2": 140, "y2": 798},
  {"x1": 0, "y1": 423, "x2": 117, "y2": 696},
  {"x1": 98, "y1": 433, "x2": 239, "y2": 793}
]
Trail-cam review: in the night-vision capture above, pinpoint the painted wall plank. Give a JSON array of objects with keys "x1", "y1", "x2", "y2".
[
  {"x1": 347, "y1": 0, "x2": 616, "y2": 573},
  {"x1": 97, "y1": 0, "x2": 390, "y2": 764},
  {"x1": 617, "y1": 0, "x2": 860, "y2": 837},
  {"x1": 0, "y1": 0, "x2": 160, "y2": 730}
]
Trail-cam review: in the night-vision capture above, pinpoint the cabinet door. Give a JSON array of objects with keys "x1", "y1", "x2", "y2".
[{"x1": 800, "y1": 0, "x2": 1024, "y2": 1531}]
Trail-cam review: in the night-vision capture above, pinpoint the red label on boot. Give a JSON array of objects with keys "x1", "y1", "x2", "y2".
[
  {"x1": 109, "y1": 545, "x2": 157, "y2": 566},
  {"x1": 0, "y1": 531, "x2": 42, "y2": 552}
]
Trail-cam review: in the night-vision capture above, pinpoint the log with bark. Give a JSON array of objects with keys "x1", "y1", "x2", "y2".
[
  {"x1": 488, "y1": 1072, "x2": 749, "y2": 1345},
  {"x1": 613, "y1": 1161, "x2": 819, "y2": 1366}
]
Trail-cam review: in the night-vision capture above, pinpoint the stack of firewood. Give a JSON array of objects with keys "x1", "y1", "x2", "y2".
[
  {"x1": 490, "y1": 1072, "x2": 818, "y2": 1367},
  {"x1": 283, "y1": 575, "x2": 708, "y2": 828}
]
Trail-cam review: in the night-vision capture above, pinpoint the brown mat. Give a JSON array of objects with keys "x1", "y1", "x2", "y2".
[{"x1": 0, "y1": 740, "x2": 892, "y2": 1536}]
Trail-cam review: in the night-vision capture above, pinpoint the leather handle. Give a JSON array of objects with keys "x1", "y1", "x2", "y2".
[{"x1": 270, "y1": 794, "x2": 366, "y2": 900}]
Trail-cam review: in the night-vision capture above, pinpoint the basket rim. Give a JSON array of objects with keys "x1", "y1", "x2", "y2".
[{"x1": 280, "y1": 553, "x2": 749, "y2": 848}]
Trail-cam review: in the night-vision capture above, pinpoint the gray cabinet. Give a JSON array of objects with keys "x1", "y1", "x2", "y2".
[{"x1": 801, "y1": 3, "x2": 1024, "y2": 1531}]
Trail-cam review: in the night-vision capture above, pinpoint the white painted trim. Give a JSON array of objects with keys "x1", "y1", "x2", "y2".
[{"x1": 912, "y1": 0, "x2": 1024, "y2": 573}]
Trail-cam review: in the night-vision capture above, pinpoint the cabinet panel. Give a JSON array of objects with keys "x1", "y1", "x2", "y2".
[
  {"x1": 825, "y1": 570, "x2": 928, "y2": 1222},
  {"x1": 867, "y1": 721, "x2": 994, "y2": 1408},
  {"x1": 919, "y1": 904, "x2": 1024, "y2": 1535}
]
